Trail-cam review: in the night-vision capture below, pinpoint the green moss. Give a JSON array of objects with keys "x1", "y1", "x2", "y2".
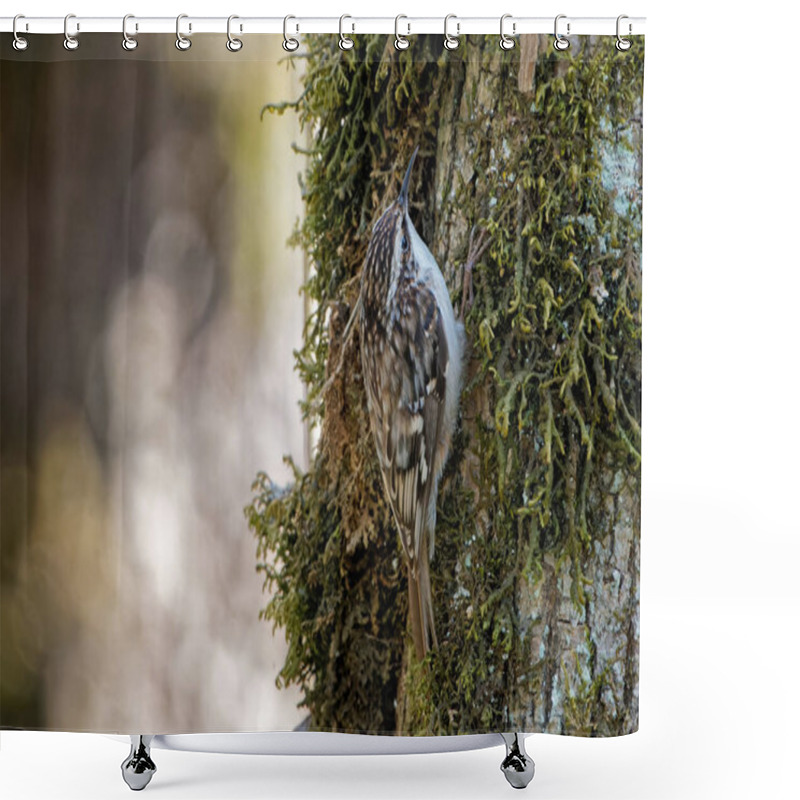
[{"x1": 246, "y1": 35, "x2": 643, "y2": 735}]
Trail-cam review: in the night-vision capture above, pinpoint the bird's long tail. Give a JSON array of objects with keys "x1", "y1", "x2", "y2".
[{"x1": 408, "y1": 534, "x2": 437, "y2": 661}]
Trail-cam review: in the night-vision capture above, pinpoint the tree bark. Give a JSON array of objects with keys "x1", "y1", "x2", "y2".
[
  {"x1": 251, "y1": 33, "x2": 643, "y2": 737},
  {"x1": 425, "y1": 36, "x2": 641, "y2": 737}
]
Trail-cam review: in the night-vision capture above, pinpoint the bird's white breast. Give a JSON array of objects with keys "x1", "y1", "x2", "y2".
[{"x1": 407, "y1": 219, "x2": 465, "y2": 435}]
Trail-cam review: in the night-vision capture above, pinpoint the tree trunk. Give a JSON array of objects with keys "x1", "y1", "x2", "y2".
[{"x1": 249, "y1": 33, "x2": 643, "y2": 737}]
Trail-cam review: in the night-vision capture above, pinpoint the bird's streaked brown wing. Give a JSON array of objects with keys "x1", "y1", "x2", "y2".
[{"x1": 363, "y1": 282, "x2": 449, "y2": 566}]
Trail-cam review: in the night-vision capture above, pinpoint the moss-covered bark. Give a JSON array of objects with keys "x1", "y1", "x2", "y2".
[{"x1": 247, "y1": 34, "x2": 643, "y2": 736}]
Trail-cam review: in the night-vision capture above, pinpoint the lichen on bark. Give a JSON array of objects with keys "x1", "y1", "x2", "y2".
[{"x1": 247, "y1": 34, "x2": 643, "y2": 736}]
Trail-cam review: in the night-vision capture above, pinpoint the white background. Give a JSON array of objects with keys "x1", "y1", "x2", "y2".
[{"x1": 2, "y1": 1, "x2": 799, "y2": 798}]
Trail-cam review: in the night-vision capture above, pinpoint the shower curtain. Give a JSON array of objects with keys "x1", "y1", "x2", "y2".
[{"x1": 1, "y1": 31, "x2": 643, "y2": 738}]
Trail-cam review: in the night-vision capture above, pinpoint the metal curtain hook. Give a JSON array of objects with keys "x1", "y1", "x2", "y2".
[
  {"x1": 554, "y1": 14, "x2": 570, "y2": 51},
  {"x1": 63, "y1": 13, "x2": 79, "y2": 51},
  {"x1": 283, "y1": 15, "x2": 299, "y2": 51},
  {"x1": 444, "y1": 14, "x2": 459, "y2": 51},
  {"x1": 394, "y1": 15, "x2": 410, "y2": 51},
  {"x1": 122, "y1": 14, "x2": 138, "y2": 51},
  {"x1": 227, "y1": 15, "x2": 243, "y2": 51},
  {"x1": 176, "y1": 14, "x2": 191, "y2": 50},
  {"x1": 616, "y1": 14, "x2": 632, "y2": 51},
  {"x1": 339, "y1": 14, "x2": 354, "y2": 50},
  {"x1": 12, "y1": 14, "x2": 29, "y2": 51},
  {"x1": 499, "y1": 14, "x2": 515, "y2": 50}
]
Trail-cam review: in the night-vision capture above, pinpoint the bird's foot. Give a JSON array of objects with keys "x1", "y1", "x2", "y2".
[{"x1": 459, "y1": 226, "x2": 490, "y2": 321}]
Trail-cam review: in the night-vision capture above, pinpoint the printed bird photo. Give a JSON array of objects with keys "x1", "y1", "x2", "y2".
[
  {"x1": 246, "y1": 33, "x2": 643, "y2": 737},
  {"x1": 1, "y1": 32, "x2": 642, "y2": 740}
]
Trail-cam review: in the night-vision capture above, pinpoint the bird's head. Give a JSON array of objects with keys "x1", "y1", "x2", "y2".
[
  {"x1": 363, "y1": 147, "x2": 422, "y2": 300},
  {"x1": 387, "y1": 146, "x2": 419, "y2": 270}
]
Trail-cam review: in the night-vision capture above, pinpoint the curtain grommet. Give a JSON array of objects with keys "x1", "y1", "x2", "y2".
[
  {"x1": 176, "y1": 14, "x2": 192, "y2": 51},
  {"x1": 122, "y1": 14, "x2": 138, "y2": 51},
  {"x1": 339, "y1": 14, "x2": 354, "y2": 51},
  {"x1": 63, "y1": 13, "x2": 80, "y2": 51},
  {"x1": 394, "y1": 15, "x2": 410, "y2": 51},
  {"x1": 283, "y1": 15, "x2": 300, "y2": 52},
  {"x1": 553, "y1": 14, "x2": 570, "y2": 51},
  {"x1": 499, "y1": 14, "x2": 515, "y2": 51},
  {"x1": 12, "y1": 14, "x2": 29, "y2": 51},
  {"x1": 444, "y1": 14, "x2": 460, "y2": 51},
  {"x1": 227, "y1": 15, "x2": 243, "y2": 52}
]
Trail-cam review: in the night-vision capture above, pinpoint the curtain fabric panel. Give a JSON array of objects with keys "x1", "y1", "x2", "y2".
[{"x1": 1, "y1": 32, "x2": 643, "y2": 737}]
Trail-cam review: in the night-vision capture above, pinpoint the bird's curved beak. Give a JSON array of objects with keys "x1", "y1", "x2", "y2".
[{"x1": 397, "y1": 146, "x2": 419, "y2": 214}]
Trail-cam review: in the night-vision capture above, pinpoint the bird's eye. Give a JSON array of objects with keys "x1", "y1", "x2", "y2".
[{"x1": 400, "y1": 235, "x2": 408, "y2": 253}]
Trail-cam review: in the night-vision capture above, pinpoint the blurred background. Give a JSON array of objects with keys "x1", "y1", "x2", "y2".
[{"x1": 1, "y1": 35, "x2": 308, "y2": 732}]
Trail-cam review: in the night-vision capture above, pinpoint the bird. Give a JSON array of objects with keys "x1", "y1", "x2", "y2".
[{"x1": 359, "y1": 147, "x2": 466, "y2": 660}]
